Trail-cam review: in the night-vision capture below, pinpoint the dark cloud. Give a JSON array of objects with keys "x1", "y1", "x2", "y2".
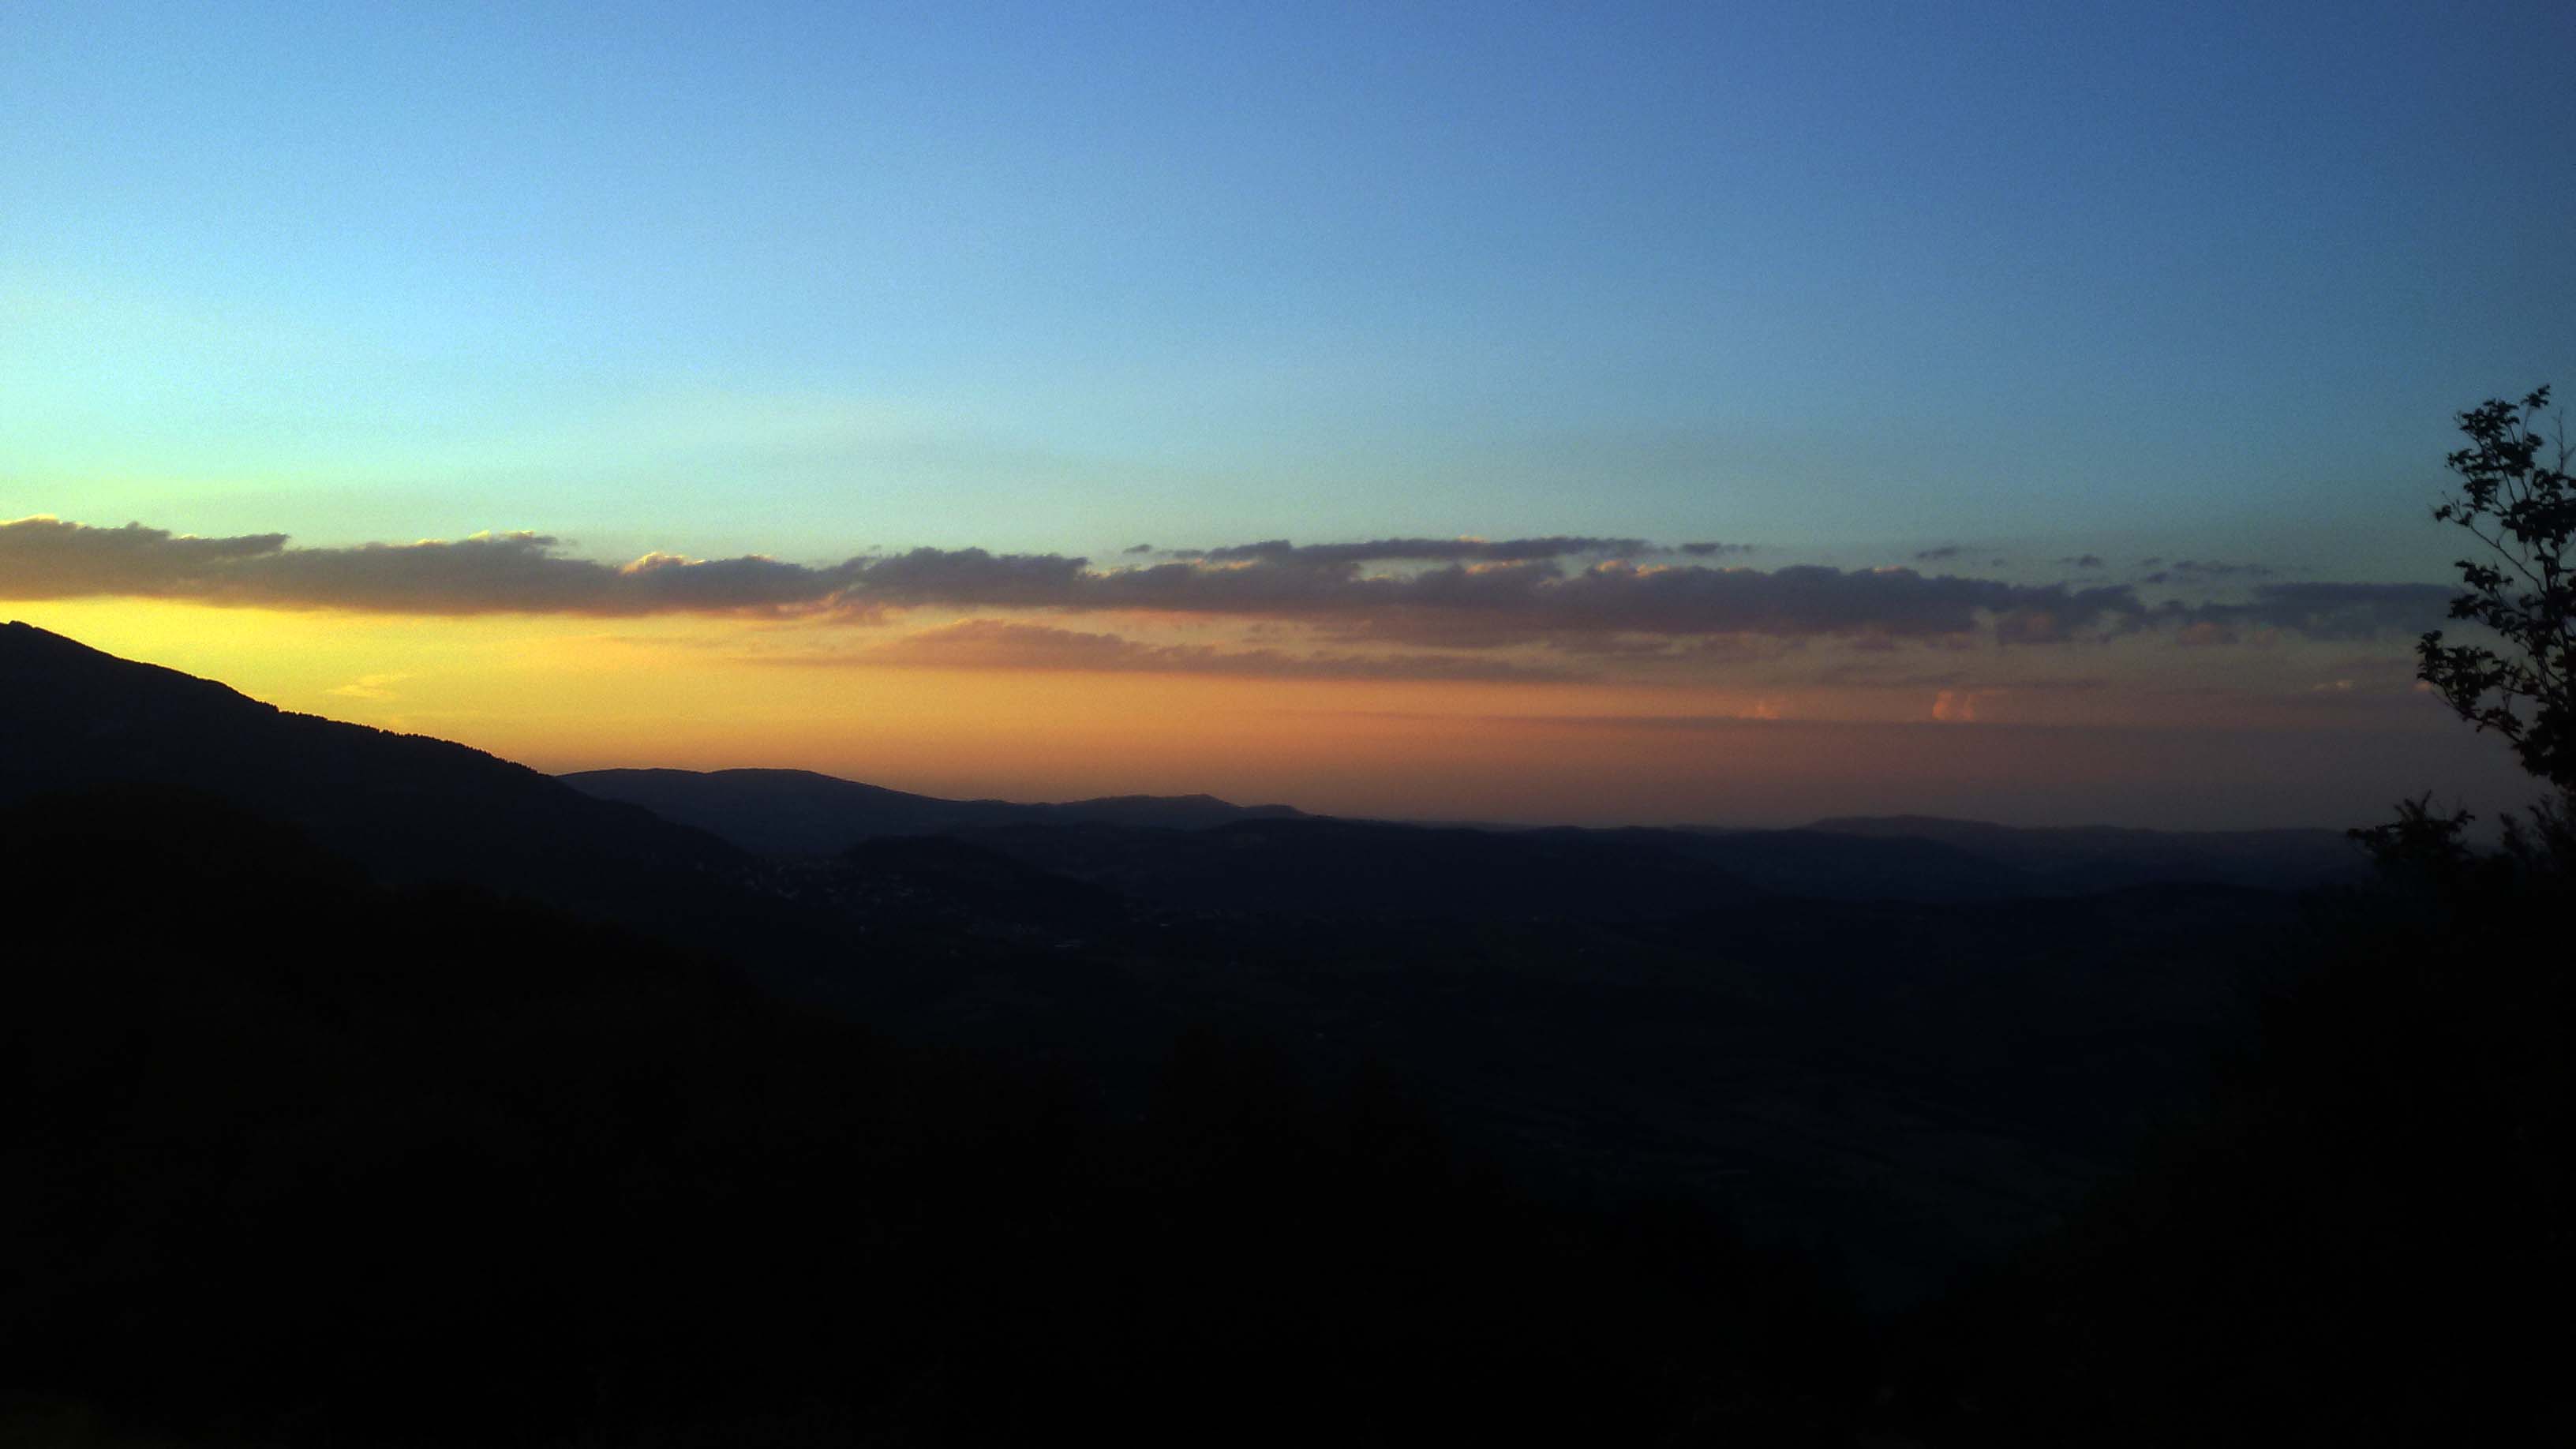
[
  {"x1": 1912, "y1": 545, "x2": 1965, "y2": 562},
  {"x1": 993, "y1": 555, "x2": 2147, "y2": 648},
  {"x1": 1182, "y1": 536, "x2": 1654, "y2": 567},
  {"x1": 787, "y1": 619, "x2": 1587, "y2": 683},
  {"x1": 2059, "y1": 554, "x2": 2105, "y2": 569},
  {"x1": 2, "y1": 515, "x2": 2451, "y2": 650},
  {"x1": 2171, "y1": 582, "x2": 2455, "y2": 641},
  {"x1": 1121, "y1": 543, "x2": 1154, "y2": 554},
  {"x1": 2155, "y1": 559, "x2": 2275, "y2": 581},
  {"x1": 0, "y1": 518, "x2": 291, "y2": 595},
  {"x1": 845, "y1": 547, "x2": 1091, "y2": 609},
  {"x1": 1679, "y1": 541, "x2": 1756, "y2": 557},
  {"x1": 0, "y1": 517, "x2": 860, "y2": 615},
  {"x1": 1532, "y1": 631, "x2": 1788, "y2": 662},
  {"x1": 1492, "y1": 564, "x2": 2140, "y2": 642}
]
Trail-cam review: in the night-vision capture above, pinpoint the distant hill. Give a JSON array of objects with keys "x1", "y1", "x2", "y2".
[
  {"x1": 562, "y1": 758, "x2": 2364, "y2": 911},
  {"x1": 1800, "y1": 814, "x2": 2367, "y2": 893},
  {"x1": 2, "y1": 623, "x2": 2357, "y2": 944},
  {"x1": 0, "y1": 620, "x2": 2352, "y2": 1327},
  {"x1": 920, "y1": 816, "x2": 1766, "y2": 920},
  {"x1": 0, "y1": 621, "x2": 784, "y2": 949},
  {"x1": 561, "y1": 766, "x2": 1304, "y2": 856}
]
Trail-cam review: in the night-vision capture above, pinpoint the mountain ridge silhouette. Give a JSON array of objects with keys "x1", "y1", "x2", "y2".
[
  {"x1": 4, "y1": 621, "x2": 2364, "y2": 926},
  {"x1": 565, "y1": 759, "x2": 2364, "y2": 899},
  {"x1": 0, "y1": 620, "x2": 784, "y2": 952},
  {"x1": 561, "y1": 765, "x2": 1305, "y2": 855}
]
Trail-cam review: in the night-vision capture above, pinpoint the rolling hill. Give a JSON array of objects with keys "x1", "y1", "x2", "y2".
[{"x1": 561, "y1": 765, "x2": 1303, "y2": 854}]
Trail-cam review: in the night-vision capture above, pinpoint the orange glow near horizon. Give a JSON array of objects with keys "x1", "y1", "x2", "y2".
[{"x1": 4, "y1": 598, "x2": 2526, "y2": 830}]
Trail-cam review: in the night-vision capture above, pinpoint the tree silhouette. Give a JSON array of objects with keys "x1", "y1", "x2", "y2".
[{"x1": 2417, "y1": 386, "x2": 2575, "y2": 792}]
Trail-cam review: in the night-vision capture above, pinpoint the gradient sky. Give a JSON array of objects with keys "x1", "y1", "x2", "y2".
[{"x1": 6, "y1": 2, "x2": 2569, "y2": 826}]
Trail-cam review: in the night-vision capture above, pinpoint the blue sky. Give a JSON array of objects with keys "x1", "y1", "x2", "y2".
[
  {"x1": 9, "y1": 2, "x2": 2572, "y2": 825},
  {"x1": 9, "y1": 0, "x2": 2570, "y2": 568}
]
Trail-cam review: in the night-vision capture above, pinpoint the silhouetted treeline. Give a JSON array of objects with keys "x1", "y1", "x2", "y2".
[{"x1": 2, "y1": 788, "x2": 1866, "y2": 1447}]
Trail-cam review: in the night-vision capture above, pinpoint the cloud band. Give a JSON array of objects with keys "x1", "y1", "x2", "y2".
[{"x1": 2, "y1": 516, "x2": 2454, "y2": 650}]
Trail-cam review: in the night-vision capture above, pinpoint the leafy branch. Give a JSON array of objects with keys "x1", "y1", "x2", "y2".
[{"x1": 2417, "y1": 386, "x2": 2576, "y2": 793}]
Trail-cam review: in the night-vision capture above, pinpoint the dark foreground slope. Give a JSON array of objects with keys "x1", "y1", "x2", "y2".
[
  {"x1": 0, "y1": 787, "x2": 1865, "y2": 1447},
  {"x1": 1889, "y1": 828, "x2": 2576, "y2": 1444},
  {"x1": 18, "y1": 623, "x2": 2528, "y2": 1442},
  {"x1": 775, "y1": 833, "x2": 2310, "y2": 1309},
  {"x1": 0, "y1": 623, "x2": 2309, "y2": 1315},
  {"x1": 0, "y1": 622, "x2": 810, "y2": 957}
]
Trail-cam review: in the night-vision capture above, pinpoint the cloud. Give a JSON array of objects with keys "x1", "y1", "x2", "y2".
[
  {"x1": 2144, "y1": 558, "x2": 2277, "y2": 584},
  {"x1": 785, "y1": 619, "x2": 1588, "y2": 682},
  {"x1": 1121, "y1": 542, "x2": 1155, "y2": 554},
  {"x1": 1802, "y1": 664, "x2": 2110, "y2": 693},
  {"x1": 1679, "y1": 541, "x2": 1756, "y2": 557},
  {"x1": 0, "y1": 517, "x2": 291, "y2": 594},
  {"x1": 1912, "y1": 545, "x2": 1965, "y2": 562},
  {"x1": 327, "y1": 672, "x2": 410, "y2": 700},
  {"x1": 2059, "y1": 554, "x2": 2105, "y2": 569},
  {"x1": 17, "y1": 517, "x2": 2061, "y2": 640},
  {"x1": 2, "y1": 515, "x2": 2454, "y2": 652},
  {"x1": 1036, "y1": 554, "x2": 2151, "y2": 647},
  {"x1": 0, "y1": 517, "x2": 861, "y2": 616},
  {"x1": 844, "y1": 547, "x2": 1090, "y2": 608},
  {"x1": 2170, "y1": 582, "x2": 2456, "y2": 641},
  {"x1": 1178, "y1": 536, "x2": 1654, "y2": 567}
]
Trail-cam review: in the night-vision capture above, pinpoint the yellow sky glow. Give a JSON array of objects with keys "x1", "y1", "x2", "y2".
[{"x1": 4, "y1": 598, "x2": 2514, "y2": 829}]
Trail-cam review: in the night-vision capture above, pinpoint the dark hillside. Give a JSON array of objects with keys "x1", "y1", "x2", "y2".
[
  {"x1": 941, "y1": 814, "x2": 1762, "y2": 919},
  {"x1": 8, "y1": 622, "x2": 2465, "y2": 1442},
  {"x1": 1803, "y1": 814, "x2": 2365, "y2": 893},
  {"x1": 1889, "y1": 854, "x2": 2574, "y2": 1443},
  {"x1": 0, "y1": 622, "x2": 792, "y2": 953},
  {"x1": 0, "y1": 786, "x2": 1870, "y2": 1446}
]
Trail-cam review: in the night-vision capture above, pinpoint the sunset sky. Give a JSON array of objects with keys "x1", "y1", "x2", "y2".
[{"x1": 6, "y1": 1, "x2": 2569, "y2": 826}]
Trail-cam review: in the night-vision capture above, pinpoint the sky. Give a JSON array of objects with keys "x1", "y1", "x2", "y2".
[{"x1": 5, "y1": 1, "x2": 2570, "y2": 826}]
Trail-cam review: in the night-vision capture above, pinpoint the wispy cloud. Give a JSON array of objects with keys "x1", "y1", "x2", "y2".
[
  {"x1": 326, "y1": 671, "x2": 410, "y2": 700},
  {"x1": 773, "y1": 619, "x2": 1589, "y2": 682},
  {"x1": 2141, "y1": 558, "x2": 2277, "y2": 585},
  {"x1": 2151, "y1": 582, "x2": 2455, "y2": 641}
]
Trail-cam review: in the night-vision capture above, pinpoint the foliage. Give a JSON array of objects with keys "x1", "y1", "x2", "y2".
[
  {"x1": 2346, "y1": 790, "x2": 2481, "y2": 884},
  {"x1": 2417, "y1": 386, "x2": 2576, "y2": 793},
  {"x1": 1906, "y1": 390, "x2": 2576, "y2": 1443}
]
